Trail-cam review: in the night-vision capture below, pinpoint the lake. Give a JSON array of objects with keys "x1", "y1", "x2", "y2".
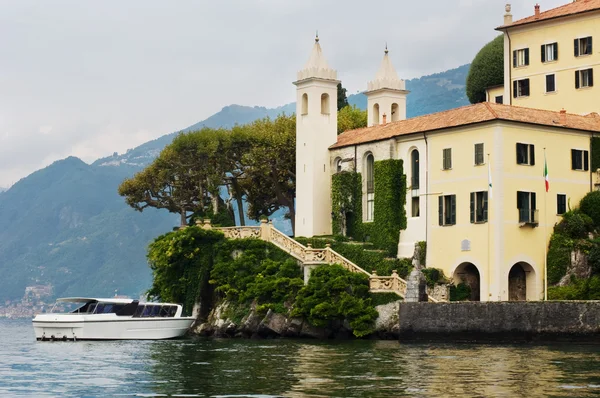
[{"x1": 1, "y1": 318, "x2": 600, "y2": 397}]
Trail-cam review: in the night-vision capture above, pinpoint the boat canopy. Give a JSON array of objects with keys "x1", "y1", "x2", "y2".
[{"x1": 57, "y1": 297, "x2": 135, "y2": 304}]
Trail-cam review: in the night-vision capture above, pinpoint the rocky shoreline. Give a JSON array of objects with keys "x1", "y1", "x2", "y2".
[{"x1": 191, "y1": 301, "x2": 401, "y2": 339}]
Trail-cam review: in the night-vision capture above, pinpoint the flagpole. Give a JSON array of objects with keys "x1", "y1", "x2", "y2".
[{"x1": 544, "y1": 148, "x2": 548, "y2": 301}]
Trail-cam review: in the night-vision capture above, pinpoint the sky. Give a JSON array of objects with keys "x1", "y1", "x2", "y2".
[{"x1": 0, "y1": 0, "x2": 567, "y2": 188}]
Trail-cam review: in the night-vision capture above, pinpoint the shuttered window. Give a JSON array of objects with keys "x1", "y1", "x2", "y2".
[
  {"x1": 474, "y1": 143, "x2": 484, "y2": 165},
  {"x1": 541, "y1": 42, "x2": 558, "y2": 62},
  {"x1": 513, "y1": 79, "x2": 530, "y2": 98},
  {"x1": 557, "y1": 194, "x2": 567, "y2": 215},
  {"x1": 443, "y1": 148, "x2": 452, "y2": 170},
  {"x1": 439, "y1": 194, "x2": 456, "y2": 226},
  {"x1": 516, "y1": 143, "x2": 535, "y2": 165},
  {"x1": 470, "y1": 191, "x2": 488, "y2": 223},
  {"x1": 571, "y1": 149, "x2": 589, "y2": 171},
  {"x1": 513, "y1": 48, "x2": 529, "y2": 67},
  {"x1": 546, "y1": 74, "x2": 556, "y2": 93},
  {"x1": 575, "y1": 69, "x2": 594, "y2": 89},
  {"x1": 575, "y1": 37, "x2": 593, "y2": 57}
]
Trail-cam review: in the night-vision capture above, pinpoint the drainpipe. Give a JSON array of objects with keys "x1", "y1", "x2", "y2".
[
  {"x1": 354, "y1": 145, "x2": 357, "y2": 172},
  {"x1": 423, "y1": 132, "x2": 429, "y2": 254},
  {"x1": 507, "y1": 30, "x2": 512, "y2": 105}
]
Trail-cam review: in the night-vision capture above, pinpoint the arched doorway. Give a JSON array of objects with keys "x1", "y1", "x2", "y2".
[
  {"x1": 453, "y1": 262, "x2": 481, "y2": 301},
  {"x1": 509, "y1": 262, "x2": 536, "y2": 301}
]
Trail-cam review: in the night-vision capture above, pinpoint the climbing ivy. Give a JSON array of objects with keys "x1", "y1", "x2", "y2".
[
  {"x1": 592, "y1": 137, "x2": 600, "y2": 172},
  {"x1": 369, "y1": 159, "x2": 407, "y2": 256},
  {"x1": 331, "y1": 171, "x2": 363, "y2": 237}
]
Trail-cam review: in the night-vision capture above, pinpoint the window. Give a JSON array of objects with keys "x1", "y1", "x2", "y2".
[
  {"x1": 575, "y1": 37, "x2": 593, "y2": 57},
  {"x1": 443, "y1": 148, "x2": 452, "y2": 170},
  {"x1": 575, "y1": 69, "x2": 594, "y2": 89},
  {"x1": 541, "y1": 42, "x2": 558, "y2": 62},
  {"x1": 513, "y1": 79, "x2": 530, "y2": 98},
  {"x1": 557, "y1": 194, "x2": 567, "y2": 215},
  {"x1": 391, "y1": 103, "x2": 400, "y2": 122},
  {"x1": 438, "y1": 195, "x2": 456, "y2": 226},
  {"x1": 372, "y1": 103, "x2": 380, "y2": 125},
  {"x1": 470, "y1": 191, "x2": 488, "y2": 223},
  {"x1": 321, "y1": 93, "x2": 330, "y2": 114},
  {"x1": 474, "y1": 143, "x2": 484, "y2": 165},
  {"x1": 366, "y1": 154, "x2": 374, "y2": 222},
  {"x1": 495, "y1": 95, "x2": 503, "y2": 104},
  {"x1": 513, "y1": 48, "x2": 529, "y2": 67},
  {"x1": 517, "y1": 191, "x2": 537, "y2": 224},
  {"x1": 412, "y1": 197, "x2": 420, "y2": 218},
  {"x1": 411, "y1": 150, "x2": 419, "y2": 189},
  {"x1": 335, "y1": 158, "x2": 342, "y2": 173},
  {"x1": 516, "y1": 143, "x2": 535, "y2": 165},
  {"x1": 546, "y1": 74, "x2": 556, "y2": 93},
  {"x1": 301, "y1": 93, "x2": 308, "y2": 115},
  {"x1": 571, "y1": 149, "x2": 589, "y2": 171}
]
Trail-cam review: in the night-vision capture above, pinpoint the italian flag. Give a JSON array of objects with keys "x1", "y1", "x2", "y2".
[{"x1": 544, "y1": 154, "x2": 549, "y2": 192}]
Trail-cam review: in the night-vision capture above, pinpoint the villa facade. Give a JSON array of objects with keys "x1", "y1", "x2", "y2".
[{"x1": 294, "y1": 0, "x2": 600, "y2": 301}]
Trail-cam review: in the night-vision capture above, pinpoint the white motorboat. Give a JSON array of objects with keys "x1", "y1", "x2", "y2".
[{"x1": 32, "y1": 297, "x2": 195, "y2": 341}]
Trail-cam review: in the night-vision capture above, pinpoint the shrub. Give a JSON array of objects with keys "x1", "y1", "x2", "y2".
[
  {"x1": 547, "y1": 233, "x2": 573, "y2": 285},
  {"x1": 449, "y1": 283, "x2": 471, "y2": 301},
  {"x1": 369, "y1": 292, "x2": 402, "y2": 306},
  {"x1": 466, "y1": 35, "x2": 504, "y2": 104},
  {"x1": 588, "y1": 244, "x2": 600, "y2": 275},
  {"x1": 548, "y1": 276, "x2": 600, "y2": 300},
  {"x1": 554, "y1": 210, "x2": 594, "y2": 239},
  {"x1": 580, "y1": 191, "x2": 600, "y2": 228},
  {"x1": 421, "y1": 268, "x2": 447, "y2": 288},
  {"x1": 292, "y1": 264, "x2": 378, "y2": 337}
]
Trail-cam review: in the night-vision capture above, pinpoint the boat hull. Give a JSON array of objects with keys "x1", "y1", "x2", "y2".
[{"x1": 32, "y1": 314, "x2": 195, "y2": 341}]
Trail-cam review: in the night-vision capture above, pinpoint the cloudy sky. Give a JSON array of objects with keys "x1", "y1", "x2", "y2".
[{"x1": 0, "y1": 0, "x2": 566, "y2": 187}]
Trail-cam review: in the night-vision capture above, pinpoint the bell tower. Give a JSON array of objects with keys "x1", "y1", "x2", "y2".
[
  {"x1": 293, "y1": 35, "x2": 339, "y2": 237},
  {"x1": 366, "y1": 46, "x2": 409, "y2": 127}
]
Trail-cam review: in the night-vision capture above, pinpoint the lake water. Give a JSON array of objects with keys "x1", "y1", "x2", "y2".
[{"x1": 2, "y1": 318, "x2": 600, "y2": 397}]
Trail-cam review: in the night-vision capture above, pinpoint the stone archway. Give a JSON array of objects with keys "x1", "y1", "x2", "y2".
[
  {"x1": 509, "y1": 262, "x2": 536, "y2": 301},
  {"x1": 453, "y1": 262, "x2": 481, "y2": 301}
]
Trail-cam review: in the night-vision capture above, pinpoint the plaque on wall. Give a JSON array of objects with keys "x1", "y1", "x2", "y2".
[{"x1": 461, "y1": 239, "x2": 471, "y2": 251}]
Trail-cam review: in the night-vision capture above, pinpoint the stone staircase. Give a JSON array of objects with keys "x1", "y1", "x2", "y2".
[{"x1": 199, "y1": 219, "x2": 439, "y2": 302}]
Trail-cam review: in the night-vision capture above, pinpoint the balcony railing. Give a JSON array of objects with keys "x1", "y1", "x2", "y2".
[{"x1": 518, "y1": 208, "x2": 539, "y2": 226}]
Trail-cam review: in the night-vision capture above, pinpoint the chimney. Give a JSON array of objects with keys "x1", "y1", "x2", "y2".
[
  {"x1": 504, "y1": 4, "x2": 513, "y2": 25},
  {"x1": 560, "y1": 109, "x2": 567, "y2": 125},
  {"x1": 534, "y1": 4, "x2": 540, "y2": 19},
  {"x1": 382, "y1": 113, "x2": 387, "y2": 125}
]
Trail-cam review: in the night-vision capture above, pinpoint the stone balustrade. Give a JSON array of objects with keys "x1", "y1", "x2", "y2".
[{"x1": 197, "y1": 219, "x2": 447, "y2": 301}]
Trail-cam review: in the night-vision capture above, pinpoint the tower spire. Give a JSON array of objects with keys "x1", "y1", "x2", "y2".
[{"x1": 296, "y1": 35, "x2": 337, "y2": 81}]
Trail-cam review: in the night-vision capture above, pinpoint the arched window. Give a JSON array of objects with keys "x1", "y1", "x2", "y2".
[
  {"x1": 391, "y1": 103, "x2": 399, "y2": 122},
  {"x1": 301, "y1": 93, "x2": 308, "y2": 115},
  {"x1": 366, "y1": 154, "x2": 375, "y2": 221},
  {"x1": 372, "y1": 103, "x2": 380, "y2": 125},
  {"x1": 321, "y1": 93, "x2": 330, "y2": 115},
  {"x1": 411, "y1": 150, "x2": 419, "y2": 189},
  {"x1": 335, "y1": 158, "x2": 342, "y2": 173}
]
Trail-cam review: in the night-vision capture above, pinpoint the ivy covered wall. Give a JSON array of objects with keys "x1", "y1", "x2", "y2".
[{"x1": 331, "y1": 159, "x2": 407, "y2": 256}]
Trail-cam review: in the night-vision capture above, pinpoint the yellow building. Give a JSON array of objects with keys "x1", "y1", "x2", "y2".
[
  {"x1": 294, "y1": 0, "x2": 600, "y2": 301},
  {"x1": 496, "y1": 1, "x2": 600, "y2": 114}
]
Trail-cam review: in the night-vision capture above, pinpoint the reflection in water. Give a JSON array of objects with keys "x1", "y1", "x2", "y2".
[{"x1": 1, "y1": 319, "x2": 600, "y2": 397}]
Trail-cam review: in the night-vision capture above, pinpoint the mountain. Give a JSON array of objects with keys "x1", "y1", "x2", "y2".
[{"x1": 0, "y1": 64, "x2": 470, "y2": 303}]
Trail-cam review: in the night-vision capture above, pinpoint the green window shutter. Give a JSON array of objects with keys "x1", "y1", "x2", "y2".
[
  {"x1": 572, "y1": 149, "x2": 578, "y2": 169},
  {"x1": 575, "y1": 70, "x2": 580, "y2": 89},
  {"x1": 524, "y1": 79, "x2": 530, "y2": 96},
  {"x1": 513, "y1": 50, "x2": 517, "y2": 67},
  {"x1": 584, "y1": 150, "x2": 589, "y2": 171},
  {"x1": 590, "y1": 69, "x2": 594, "y2": 87},
  {"x1": 448, "y1": 149, "x2": 452, "y2": 169},
  {"x1": 532, "y1": 192, "x2": 537, "y2": 210},
  {"x1": 587, "y1": 37, "x2": 593, "y2": 54},
  {"x1": 438, "y1": 196, "x2": 443, "y2": 226},
  {"x1": 524, "y1": 48, "x2": 529, "y2": 65},
  {"x1": 470, "y1": 192, "x2": 475, "y2": 223},
  {"x1": 541, "y1": 45, "x2": 546, "y2": 63},
  {"x1": 451, "y1": 195, "x2": 456, "y2": 225},
  {"x1": 574, "y1": 38, "x2": 579, "y2": 57},
  {"x1": 513, "y1": 81, "x2": 518, "y2": 98},
  {"x1": 517, "y1": 191, "x2": 523, "y2": 209},
  {"x1": 529, "y1": 144, "x2": 535, "y2": 165},
  {"x1": 483, "y1": 192, "x2": 489, "y2": 222},
  {"x1": 554, "y1": 43, "x2": 558, "y2": 60}
]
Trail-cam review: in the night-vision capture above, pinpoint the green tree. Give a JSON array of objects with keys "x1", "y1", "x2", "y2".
[
  {"x1": 337, "y1": 83, "x2": 349, "y2": 111},
  {"x1": 466, "y1": 35, "x2": 504, "y2": 104},
  {"x1": 242, "y1": 114, "x2": 297, "y2": 234},
  {"x1": 337, "y1": 105, "x2": 368, "y2": 134}
]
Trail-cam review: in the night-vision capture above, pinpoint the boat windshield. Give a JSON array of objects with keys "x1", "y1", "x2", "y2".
[
  {"x1": 49, "y1": 300, "x2": 93, "y2": 314},
  {"x1": 132, "y1": 304, "x2": 178, "y2": 318}
]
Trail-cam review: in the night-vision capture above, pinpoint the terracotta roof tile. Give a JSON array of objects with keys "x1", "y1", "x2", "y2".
[
  {"x1": 497, "y1": 0, "x2": 600, "y2": 29},
  {"x1": 330, "y1": 103, "x2": 600, "y2": 149}
]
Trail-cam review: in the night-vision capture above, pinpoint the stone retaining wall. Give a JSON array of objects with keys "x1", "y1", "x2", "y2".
[{"x1": 398, "y1": 301, "x2": 600, "y2": 341}]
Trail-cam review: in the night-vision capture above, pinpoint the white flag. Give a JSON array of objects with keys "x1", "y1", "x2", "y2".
[{"x1": 488, "y1": 160, "x2": 493, "y2": 200}]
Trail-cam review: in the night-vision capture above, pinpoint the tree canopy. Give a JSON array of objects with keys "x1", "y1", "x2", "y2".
[
  {"x1": 337, "y1": 105, "x2": 367, "y2": 134},
  {"x1": 337, "y1": 83, "x2": 349, "y2": 111},
  {"x1": 466, "y1": 35, "x2": 504, "y2": 104}
]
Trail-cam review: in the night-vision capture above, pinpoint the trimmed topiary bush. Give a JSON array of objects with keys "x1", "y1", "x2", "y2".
[{"x1": 466, "y1": 35, "x2": 504, "y2": 104}]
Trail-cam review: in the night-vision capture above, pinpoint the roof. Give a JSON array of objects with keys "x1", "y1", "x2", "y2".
[
  {"x1": 57, "y1": 297, "x2": 135, "y2": 304},
  {"x1": 367, "y1": 48, "x2": 406, "y2": 92},
  {"x1": 497, "y1": 0, "x2": 600, "y2": 29},
  {"x1": 330, "y1": 102, "x2": 600, "y2": 149},
  {"x1": 296, "y1": 37, "x2": 337, "y2": 82}
]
